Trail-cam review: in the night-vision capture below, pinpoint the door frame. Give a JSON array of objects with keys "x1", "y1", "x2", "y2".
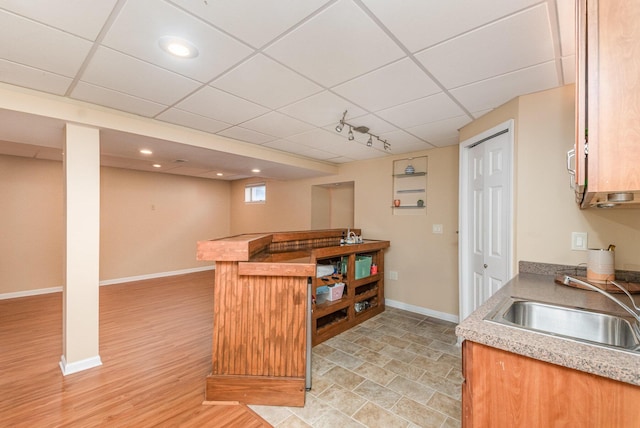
[{"x1": 458, "y1": 119, "x2": 515, "y2": 322}]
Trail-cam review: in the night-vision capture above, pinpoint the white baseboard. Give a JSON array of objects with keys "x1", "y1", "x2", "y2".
[
  {"x1": 0, "y1": 286, "x2": 63, "y2": 300},
  {"x1": 0, "y1": 265, "x2": 216, "y2": 300},
  {"x1": 59, "y1": 354, "x2": 102, "y2": 376},
  {"x1": 385, "y1": 299, "x2": 459, "y2": 324},
  {"x1": 98, "y1": 265, "x2": 215, "y2": 286}
]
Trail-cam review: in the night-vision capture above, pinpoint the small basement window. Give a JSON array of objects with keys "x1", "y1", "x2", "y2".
[{"x1": 245, "y1": 183, "x2": 266, "y2": 203}]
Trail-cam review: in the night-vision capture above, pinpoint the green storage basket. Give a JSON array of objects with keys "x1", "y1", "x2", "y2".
[{"x1": 355, "y1": 255, "x2": 372, "y2": 279}]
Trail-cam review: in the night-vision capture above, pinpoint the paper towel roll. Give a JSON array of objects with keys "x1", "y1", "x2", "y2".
[{"x1": 586, "y1": 249, "x2": 615, "y2": 283}]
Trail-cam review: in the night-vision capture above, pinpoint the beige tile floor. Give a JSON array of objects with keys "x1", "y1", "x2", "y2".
[{"x1": 250, "y1": 307, "x2": 462, "y2": 428}]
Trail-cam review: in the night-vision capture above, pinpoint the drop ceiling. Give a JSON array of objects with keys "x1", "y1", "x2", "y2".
[{"x1": 0, "y1": 0, "x2": 575, "y2": 180}]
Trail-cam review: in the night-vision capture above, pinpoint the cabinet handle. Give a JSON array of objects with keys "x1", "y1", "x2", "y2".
[{"x1": 566, "y1": 148, "x2": 576, "y2": 189}]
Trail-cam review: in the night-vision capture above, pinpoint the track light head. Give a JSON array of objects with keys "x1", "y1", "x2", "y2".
[
  {"x1": 335, "y1": 123, "x2": 343, "y2": 132},
  {"x1": 367, "y1": 136, "x2": 373, "y2": 147},
  {"x1": 348, "y1": 127, "x2": 354, "y2": 141}
]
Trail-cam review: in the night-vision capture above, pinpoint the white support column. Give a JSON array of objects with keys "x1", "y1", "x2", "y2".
[{"x1": 60, "y1": 123, "x2": 102, "y2": 375}]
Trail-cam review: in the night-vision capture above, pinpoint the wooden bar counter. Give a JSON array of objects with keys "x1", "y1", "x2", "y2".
[{"x1": 197, "y1": 229, "x2": 389, "y2": 407}]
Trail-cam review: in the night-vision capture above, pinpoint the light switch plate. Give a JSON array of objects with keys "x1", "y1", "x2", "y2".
[{"x1": 571, "y1": 232, "x2": 588, "y2": 250}]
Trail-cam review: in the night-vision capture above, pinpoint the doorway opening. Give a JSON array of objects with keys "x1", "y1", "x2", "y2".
[{"x1": 311, "y1": 181, "x2": 354, "y2": 230}]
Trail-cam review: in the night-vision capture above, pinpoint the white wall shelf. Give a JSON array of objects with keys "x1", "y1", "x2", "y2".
[{"x1": 392, "y1": 156, "x2": 428, "y2": 215}]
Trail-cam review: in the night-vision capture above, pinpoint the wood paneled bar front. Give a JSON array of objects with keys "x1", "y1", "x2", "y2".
[{"x1": 196, "y1": 229, "x2": 389, "y2": 407}]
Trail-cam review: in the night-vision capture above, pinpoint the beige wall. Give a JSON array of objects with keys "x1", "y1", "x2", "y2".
[
  {"x1": 230, "y1": 146, "x2": 461, "y2": 317},
  {"x1": 5, "y1": 83, "x2": 638, "y2": 316},
  {"x1": 1, "y1": 156, "x2": 231, "y2": 294},
  {"x1": 0, "y1": 155, "x2": 64, "y2": 294},
  {"x1": 100, "y1": 167, "x2": 230, "y2": 280},
  {"x1": 329, "y1": 183, "x2": 354, "y2": 229},
  {"x1": 460, "y1": 85, "x2": 640, "y2": 271}
]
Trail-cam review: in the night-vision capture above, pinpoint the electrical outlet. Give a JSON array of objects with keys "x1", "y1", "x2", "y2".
[
  {"x1": 388, "y1": 271, "x2": 398, "y2": 280},
  {"x1": 432, "y1": 224, "x2": 443, "y2": 234},
  {"x1": 571, "y1": 232, "x2": 588, "y2": 250}
]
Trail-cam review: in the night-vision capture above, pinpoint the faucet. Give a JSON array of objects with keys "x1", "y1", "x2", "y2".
[{"x1": 562, "y1": 275, "x2": 640, "y2": 323}]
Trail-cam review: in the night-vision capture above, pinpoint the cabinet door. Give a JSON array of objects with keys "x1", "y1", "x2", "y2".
[
  {"x1": 578, "y1": 0, "x2": 640, "y2": 207},
  {"x1": 574, "y1": 0, "x2": 587, "y2": 201},
  {"x1": 462, "y1": 341, "x2": 640, "y2": 427}
]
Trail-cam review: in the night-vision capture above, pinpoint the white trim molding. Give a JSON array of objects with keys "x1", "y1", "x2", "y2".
[
  {"x1": 59, "y1": 354, "x2": 102, "y2": 376},
  {"x1": 0, "y1": 266, "x2": 216, "y2": 300},
  {"x1": 98, "y1": 265, "x2": 215, "y2": 286},
  {"x1": 385, "y1": 299, "x2": 459, "y2": 324}
]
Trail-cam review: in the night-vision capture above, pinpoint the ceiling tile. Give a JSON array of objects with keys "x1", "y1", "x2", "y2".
[
  {"x1": 176, "y1": 86, "x2": 268, "y2": 124},
  {"x1": 263, "y1": 139, "x2": 335, "y2": 160},
  {"x1": 378, "y1": 129, "x2": 423, "y2": 145},
  {"x1": 72, "y1": 81, "x2": 168, "y2": 117},
  {"x1": 0, "y1": 59, "x2": 72, "y2": 95},
  {"x1": 241, "y1": 111, "x2": 315, "y2": 138},
  {"x1": 407, "y1": 115, "x2": 472, "y2": 144},
  {"x1": 265, "y1": 0, "x2": 405, "y2": 87},
  {"x1": 556, "y1": 0, "x2": 576, "y2": 56},
  {"x1": 169, "y1": 0, "x2": 329, "y2": 48},
  {"x1": 415, "y1": 4, "x2": 555, "y2": 89},
  {"x1": 332, "y1": 58, "x2": 441, "y2": 111},
  {"x1": 217, "y1": 126, "x2": 277, "y2": 145},
  {"x1": 212, "y1": 54, "x2": 322, "y2": 109},
  {"x1": 361, "y1": 0, "x2": 539, "y2": 52},
  {"x1": 376, "y1": 129, "x2": 430, "y2": 152},
  {"x1": 102, "y1": 0, "x2": 254, "y2": 83},
  {"x1": 377, "y1": 92, "x2": 466, "y2": 129},
  {"x1": 0, "y1": 10, "x2": 92, "y2": 77},
  {"x1": 0, "y1": 0, "x2": 118, "y2": 40},
  {"x1": 286, "y1": 128, "x2": 347, "y2": 151},
  {"x1": 278, "y1": 91, "x2": 366, "y2": 127},
  {"x1": 450, "y1": 61, "x2": 559, "y2": 113},
  {"x1": 81, "y1": 47, "x2": 201, "y2": 105},
  {"x1": 156, "y1": 108, "x2": 231, "y2": 134}
]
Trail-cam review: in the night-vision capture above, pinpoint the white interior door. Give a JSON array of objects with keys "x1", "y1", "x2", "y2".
[{"x1": 459, "y1": 121, "x2": 514, "y2": 321}]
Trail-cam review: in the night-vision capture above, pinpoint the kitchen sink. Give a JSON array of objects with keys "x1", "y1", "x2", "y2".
[{"x1": 485, "y1": 298, "x2": 640, "y2": 353}]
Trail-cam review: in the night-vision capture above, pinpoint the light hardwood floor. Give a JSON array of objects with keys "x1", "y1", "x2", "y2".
[{"x1": 0, "y1": 271, "x2": 269, "y2": 427}]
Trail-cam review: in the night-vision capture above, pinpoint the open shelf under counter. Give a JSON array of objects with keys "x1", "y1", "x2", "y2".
[{"x1": 310, "y1": 239, "x2": 389, "y2": 346}]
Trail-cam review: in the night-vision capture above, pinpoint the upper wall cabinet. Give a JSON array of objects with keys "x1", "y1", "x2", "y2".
[
  {"x1": 572, "y1": 0, "x2": 640, "y2": 208},
  {"x1": 392, "y1": 156, "x2": 427, "y2": 215}
]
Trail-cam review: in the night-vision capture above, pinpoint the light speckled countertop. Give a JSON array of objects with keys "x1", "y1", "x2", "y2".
[{"x1": 455, "y1": 271, "x2": 640, "y2": 386}]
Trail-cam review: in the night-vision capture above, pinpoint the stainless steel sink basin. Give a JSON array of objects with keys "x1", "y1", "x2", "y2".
[{"x1": 485, "y1": 298, "x2": 640, "y2": 353}]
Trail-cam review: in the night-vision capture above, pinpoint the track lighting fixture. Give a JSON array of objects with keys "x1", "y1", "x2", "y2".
[{"x1": 335, "y1": 110, "x2": 391, "y2": 151}]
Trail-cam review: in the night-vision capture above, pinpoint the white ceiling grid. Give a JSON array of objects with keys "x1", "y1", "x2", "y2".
[{"x1": 0, "y1": 0, "x2": 575, "y2": 180}]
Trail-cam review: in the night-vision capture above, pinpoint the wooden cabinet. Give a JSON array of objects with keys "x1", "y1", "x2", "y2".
[
  {"x1": 310, "y1": 241, "x2": 388, "y2": 345},
  {"x1": 573, "y1": 0, "x2": 640, "y2": 208},
  {"x1": 462, "y1": 341, "x2": 640, "y2": 427}
]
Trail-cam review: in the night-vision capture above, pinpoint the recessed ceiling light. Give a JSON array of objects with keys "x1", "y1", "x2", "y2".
[
  {"x1": 251, "y1": 169, "x2": 261, "y2": 173},
  {"x1": 140, "y1": 149, "x2": 152, "y2": 155},
  {"x1": 158, "y1": 36, "x2": 199, "y2": 59},
  {"x1": 152, "y1": 164, "x2": 162, "y2": 168},
  {"x1": 216, "y1": 173, "x2": 223, "y2": 176}
]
